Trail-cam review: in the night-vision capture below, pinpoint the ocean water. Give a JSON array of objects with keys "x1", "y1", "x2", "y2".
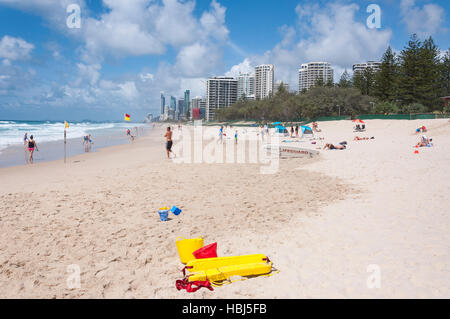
[{"x1": 0, "y1": 120, "x2": 146, "y2": 153}]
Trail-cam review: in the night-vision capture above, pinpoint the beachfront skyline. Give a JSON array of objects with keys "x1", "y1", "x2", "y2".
[{"x1": 0, "y1": 0, "x2": 449, "y2": 121}]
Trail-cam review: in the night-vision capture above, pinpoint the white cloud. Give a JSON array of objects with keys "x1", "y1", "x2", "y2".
[
  {"x1": 200, "y1": 0, "x2": 229, "y2": 42},
  {"x1": 0, "y1": 35, "x2": 34, "y2": 61},
  {"x1": 225, "y1": 58, "x2": 253, "y2": 77},
  {"x1": 400, "y1": 0, "x2": 446, "y2": 38},
  {"x1": 175, "y1": 42, "x2": 222, "y2": 77},
  {"x1": 76, "y1": 63, "x2": 101, "y2": 86},
  {"x1": 228, "y1": 2, "x2": 392, "y2": 89},
  {"x1": 117, "y1": 81, "x2": 138, "y2": 100}
]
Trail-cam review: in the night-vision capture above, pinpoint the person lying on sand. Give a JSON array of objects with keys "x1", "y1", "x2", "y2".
[
  {"x1": 354, "y1": 136, "x2": 375, "y2": 141},
  {"x1": 323, "y1": 143, "x2": 346, "y2": 150},
  {"x1": 415, "y1": 138, "x2": 433, "y2": 148}
]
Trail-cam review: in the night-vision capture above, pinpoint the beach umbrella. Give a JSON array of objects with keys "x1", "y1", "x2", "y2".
[
  {"x1": 352, "y1": 119, "x2": 365, "y2": 124},
  {"x1": 275, "y1": 125, "x2": 287, "y2": 133},
  {"x1": 301, "y1": 125, "x2": 313, "y2": 133}
]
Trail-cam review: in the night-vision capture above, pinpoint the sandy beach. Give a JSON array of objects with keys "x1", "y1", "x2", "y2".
[{"x1": 0, "y1": 119, "x2": 449, "y2": 298}]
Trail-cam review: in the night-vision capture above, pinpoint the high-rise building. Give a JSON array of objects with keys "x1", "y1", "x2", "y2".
[
  {"x1": 177, "y1": 99, "x2": 185, "y2": 119},
  {"x1": 170, "y1": 96, "x2": 176, "y2": 110},
  {"x1": 298, "y1": 62, "x2": 334, "y2": 92},
  {"x1": 206, "y1": 77, "x2": 238, "y2": 122},
  {"x1": 160, "y1": 92, "x2": 165, "y2": 119},
  {"x1": 255, "y1": 64, "x2": 274, "y2": 99},
  {"x1": 184, "y1": 90, "x2": 190, "y2": 119},
  {"x1": 275, "y1": 80, "x2": 290, "y2": 93},
  {"x1": 237, "y1": 73, "x2": 255, "y2": 100},
  {"x1": 191, "y1": 96, "x2": 207, "y2": 120},
  {"x1": 353, "y1": 61, "x2": 382, "y2": 76}
]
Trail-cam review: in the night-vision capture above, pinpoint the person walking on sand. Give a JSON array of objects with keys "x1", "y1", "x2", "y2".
[
  {"x1": 164, "y1": 126, "x2": 175, "y2": 159},
  {"x1": 27, "y1": 135, "x2": 38, "y2": 163},
  {"x1": 23, "y1": 132, "x2": 28, "y2": 145},
  {"x1": 234, "y1": 130, "x2": 238, "y2": 144},
  {"x1": 295, "y1": 125, "x2": 299, "y2": 138},
  {"x1": 290, "y1": 126, "x2": 294, "y2": 138}
]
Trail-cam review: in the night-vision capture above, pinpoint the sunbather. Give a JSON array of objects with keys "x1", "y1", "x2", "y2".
[
  {"x1": 323, "y1": 143, "x2": 346, "y2": 150},
  {"x1": 354, "y1": 136, "x2": 375, "y2": 140},
  {"x1": 415, "y1": 138, "x2": 433, "y2": 148}
]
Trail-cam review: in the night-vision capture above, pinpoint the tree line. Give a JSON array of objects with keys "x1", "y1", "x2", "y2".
[{"x1": 216, "y1": 34, "x2": 450, "y2": 122}]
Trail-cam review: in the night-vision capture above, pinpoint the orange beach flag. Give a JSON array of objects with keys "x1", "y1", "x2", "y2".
[
  {"x1": 125, "y1": 113, "x2": 131, "y2": 121},
  {"x1": 65, "y1": 121, "x2": 69, "y2": 128}
]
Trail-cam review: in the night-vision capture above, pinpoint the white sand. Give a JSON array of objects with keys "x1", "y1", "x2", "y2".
[{"x1": 0, "y1": 120, "x2": 449, "y2": 298}]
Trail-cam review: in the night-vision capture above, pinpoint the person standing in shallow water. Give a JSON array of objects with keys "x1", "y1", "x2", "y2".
[{"x1": 27, "y1": 135, "x2": 38, "y2": 163}]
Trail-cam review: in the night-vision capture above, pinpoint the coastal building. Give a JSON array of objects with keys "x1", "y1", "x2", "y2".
[
  {"x1": 353, "y1": 61, "x2": 382, "y2": 76},
  {"x1": 177, "y1": 99, "x2": 185, "y2": 120},
  {"x1": 298, "y1": 62, "x2": 334, "y2": 91},
  {"x1": 206, "y1": 77, "x2": 238, "y2": 121},
  {"x1": 160, "y1": 92, "x2": 165, "y2": 120},
  {"x1": 275, "y1": 80, "x2": 290, "y2": 93},
  {"x1": 184, "y1": 90, "x2": 190, "y2": 119},
  {"x1": 192, "y1": 96, "x2": 207, "y2": 120},
  {"x1": 255, "y1": 64, "x2": 274, "y2": 99},
  {"x1": 237, "y1": 73, "x2": 255, "y2": 100}
]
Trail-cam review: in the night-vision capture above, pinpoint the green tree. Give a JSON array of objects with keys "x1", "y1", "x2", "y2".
[
  {"x1": 418, "y1": 37, "x2": 441, "y2": 110},
  {"x1": 398, "y1": 34, "x2": 423, "y2": 106},
  {"x1": 374, "y1": 101, "x2": 399, "y2": 114},
  {"x1": 338, "y1": 70, "x2": 352, "y2": 88},
  {"x1": 439, "y1": 49, "x2": 450, "y2": 98},
  {"x1": 353, "y1": 68, "x2": 375, "y2": 95},
  {"x1": 373, "y1": 46, "x2": 399, "y2": 102}
]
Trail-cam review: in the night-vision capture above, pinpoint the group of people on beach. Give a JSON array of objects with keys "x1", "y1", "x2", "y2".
[
  {"x1": 23, "y1": 133, "x2": 38, "y2": 163},
  {"x1": 218, "y1": 126, "x2": 239, "y2": 144},
  {"x1": 415, "y1": 135, "x2": 433, "y2": 148},
  {"x1": 82, "y1": 134, "x2": 93, "y2": 152}
]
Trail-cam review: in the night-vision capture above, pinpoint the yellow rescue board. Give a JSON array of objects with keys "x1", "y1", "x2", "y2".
[
  {"x1": 185, "y1": 254, "x2": 268, "y2": 273},
  {"x1": 188, "y1": 262, "x2": 273, "y2": 282}
]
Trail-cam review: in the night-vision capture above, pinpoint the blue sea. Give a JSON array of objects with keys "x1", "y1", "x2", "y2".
[{"x1": 0, "y1": 120, "x2": 146, "y2": 153}]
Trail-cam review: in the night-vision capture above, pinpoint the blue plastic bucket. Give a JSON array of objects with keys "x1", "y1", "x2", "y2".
[
  {"x1": 171, "y1": 206, "x2": 182, "y2": 216},
  {"x1": 158, "y1": 210, "x2": 169, "y2": 221}
]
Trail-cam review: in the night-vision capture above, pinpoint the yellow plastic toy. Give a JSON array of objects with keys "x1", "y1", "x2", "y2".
[
  {"x1": 187, "y1": 261, "x2": 273, "y2": 283},
  {"x1": 176, "y1": 237, "x2": 204, "y2": 264},
  {"x1": 185, "y1": 254, "x2": 268, "y2": 273}
]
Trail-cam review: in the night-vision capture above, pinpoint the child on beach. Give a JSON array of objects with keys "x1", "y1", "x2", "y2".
[
  {"x1": 234, "y1": 130, "x2": 238, "y2": 144},
  {"x1": 218, "y1": 126, "x2": 224, "y2": 144}
]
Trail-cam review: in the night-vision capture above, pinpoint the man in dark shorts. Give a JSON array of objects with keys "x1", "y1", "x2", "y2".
[{"x1": 164, "y1": 127, "x2": 175, "y2": 159}]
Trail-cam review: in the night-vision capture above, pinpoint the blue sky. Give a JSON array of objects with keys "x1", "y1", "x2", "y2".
[{"x1": 0, "y1": 0, "x2": 449, "y2": 121}]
